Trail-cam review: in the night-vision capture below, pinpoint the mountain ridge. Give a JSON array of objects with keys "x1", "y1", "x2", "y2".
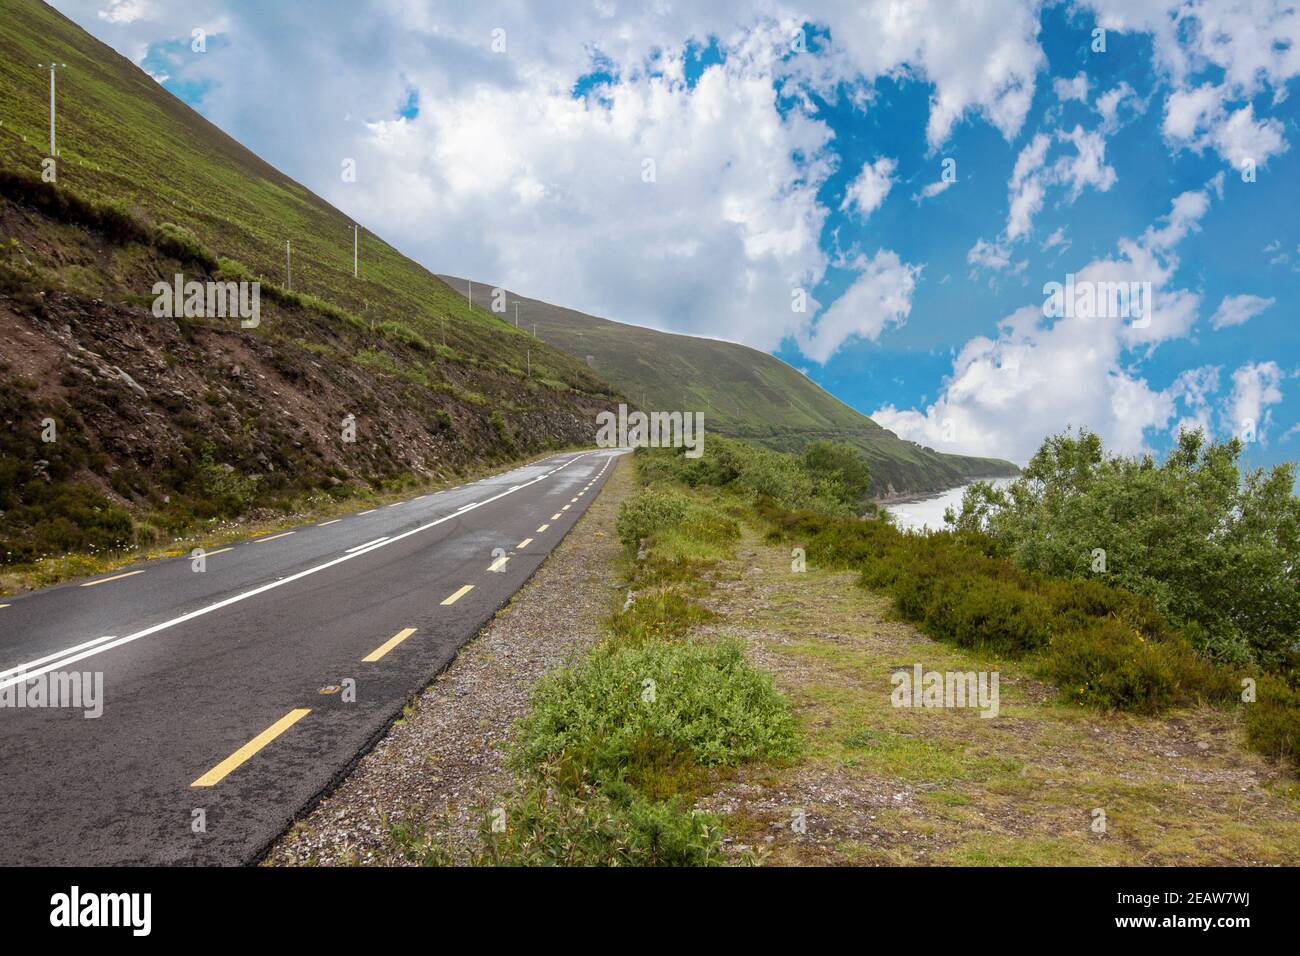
[{"x1": 437, "y1": 274, "x2": 1019, "y2": 496}]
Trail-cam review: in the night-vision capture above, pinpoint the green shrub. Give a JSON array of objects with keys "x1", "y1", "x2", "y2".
[
  {"x1": 949, "y1": 428, "x2": 1300, "y2": 671},
  {"x1": 617, "y1": 488, "x2": 689, "y2": 549},
  {"x1": 479, "y1": 783, "x2": 722, "y2": 866},
  {"x1": 1040, "y1": 623, "x2": 1176, "y2": 713},
  {"x1": 616, "y1": 488, "x2": 739, "y2": 552},
  {"x1": 1243, "y1": 675, "x2": 1300, "y2": 769},
  {"x1": 514, "y1": 636, "x2": 798, "y2": 793},
  {"x1": 917, "y1": 575, "x2": 1053, "y2": 656},
  {"x1": 609, "y1": 590, "x2": 715, "y2": 646}
]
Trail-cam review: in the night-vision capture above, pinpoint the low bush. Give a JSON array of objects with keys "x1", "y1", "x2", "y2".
[
  {"x1": 616, "y1": 488, "x2": 739, "y2": 553},
  {"x1": 1243, "y1": 675, "x2": 1300, "y2": 769},
  {"x1": 1039, "y1": 619, "x2": 1236, "y2": 713},
  {"x1": 514, "y1": 636, "x2": 798, "y2": 794},
  {"x1": 608, "y1": 589, "x2": 716, "y2": 646},
  {"x1": 478, "y1": 782, "x2": 723, "y2": 866}
]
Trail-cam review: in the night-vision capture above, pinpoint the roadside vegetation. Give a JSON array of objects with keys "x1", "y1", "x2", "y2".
[
  {"x1": 469, "y1": 434, "x2": 1296, "y2": 865},
  {"x1": 640, "y1": 434, "x2": 1297, "y2": 770}
]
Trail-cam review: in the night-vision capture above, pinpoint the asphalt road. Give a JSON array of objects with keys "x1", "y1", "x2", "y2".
[{"x1": 0, "y1": 448, "x2": 623, "y2": 865}]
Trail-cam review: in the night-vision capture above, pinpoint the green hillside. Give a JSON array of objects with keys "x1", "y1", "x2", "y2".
[
  {"x1": 0, "y1": 0, "x2": 603, "y2": 393},
  {"x1": 439, "y1": 275, "x2": 1019, "y2": 495},
  {"x1": 0, "y1": 0, "x2": 622, "y2": 579}
]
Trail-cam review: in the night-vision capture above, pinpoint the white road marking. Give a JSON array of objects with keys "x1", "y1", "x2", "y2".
[
  {"x1": 488, "y1": 555, "x2": 510, "y2": 572},
  {"x1": 516, "y1": 537, "x2": 533, "y2": 549},
  {"x1": 358, "y1": 509, "x2": 377, "y2": 515},
  {"x1": 255, "y1": 531, "x2": 295, "y2": 543},
  {"x1": 346, "y1": 537, "x2": 390, "y2": 554},
  {"x1": 318, "y1": 519, "x2": 342, "y2": 527},
  {"x1": 80, "y1": 570, "x2": 144, "y2": 587},
  {"x1": 0, "y1": 452, "x2": 599, "y2": 690},
  {"x1": 535, "y1": 524, "x2": 549, "y2": 533},
  {"x1": 0, "y1": 635, "x2": 117, "y2": 680}
]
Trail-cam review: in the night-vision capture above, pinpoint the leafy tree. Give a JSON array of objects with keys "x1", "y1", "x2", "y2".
[
  {"x1": 947, "y1": 428, "x2": 1300, "y2": 671},
  {"x1": 801, "y1": 440, "x2": 872, "y2": 506}
]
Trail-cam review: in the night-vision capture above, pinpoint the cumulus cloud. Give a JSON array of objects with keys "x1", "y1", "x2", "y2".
[
  {"x1": 97, "y1": 0, "x2": 145, "y2": 24},
  {"x1": 1053, "y1": 71, "x2": 1089, "y2": 103},
  {"x1": 875, "y1": 179, "x2": 1221, "y2": 462},
  {"x1": 1224, "y1": 360, "x2": 1285, "y2": 442},
  {"x1": 1087, "y1": 0, "x2": 1297, "y2": 170},
  {"x1": 797, "y1": 250, "x2": 920, "y2": 362},
  {"x1": 1209, "y1": 293, "x2": 1275, "y2": 329},
  {"x1": 840, "y1": 157, "x2": 896, "y2": 218},
  {"x1": 55, "y1": 0, "x2": 1059, "y2": 363}
]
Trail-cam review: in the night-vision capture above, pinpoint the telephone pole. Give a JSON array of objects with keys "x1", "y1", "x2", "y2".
[
  {"x1": 351, "y1": 225, "x2": 359, "y2": 278},
  {"x1": 286, "y1": 240, "x2": 292, "y2": 291},
  {"x1": 36, "y1": 62, "x2": 66, "y2": 155}
]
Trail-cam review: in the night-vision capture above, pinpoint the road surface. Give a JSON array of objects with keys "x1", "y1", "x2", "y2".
[{"x1": 0, "y1": 448, "x2": 622, "y2": 865}]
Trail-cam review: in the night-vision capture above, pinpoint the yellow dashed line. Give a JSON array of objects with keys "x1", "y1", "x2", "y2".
[
  {"x1": 80, "y1": 570, "x2": 144, "y2": 588},
  {"x1": 551, "y1": 513, "x2": 561, "y2": 520},
  {"x1": 191, "y1": 708, "x2": 311, "y2": 787},
  {"x1": 441, "y1": 584, "x2": 475, "y2": 606},
  {"x1": 204, "y1": 547, "x2": 234, "y2": 557},
  {"x1": 562, "y1": 505, "x2": 571, "y2": 511},
  {"x1": 255, "y1": 531, "x2": 295, "y2": 543},
  {"x1": 0, "y1": 604, "x2": 9, "y2": 610},
  {"x1": 362, "y1": 627, "x2": 418, "y2": 663},
  {"x1": 536, "y1": 524, "x2": 549, "y2": 533},
  {"x1": 517, "y1": 537, "x2": 533, "y2": 548}
]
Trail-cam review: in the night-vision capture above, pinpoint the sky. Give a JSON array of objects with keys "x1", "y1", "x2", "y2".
[{"x1": 52, "y1": 0, "x2": 1300, "y2": 470}]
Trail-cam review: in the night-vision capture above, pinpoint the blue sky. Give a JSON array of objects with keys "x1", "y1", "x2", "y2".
[{"x1": 59, "y1": 1, "x2": 1300, "y2": 470}]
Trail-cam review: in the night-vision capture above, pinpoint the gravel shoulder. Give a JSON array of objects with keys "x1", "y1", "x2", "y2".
[{"x1": 265, "y1": 455, "x2": 633, "y2": 866}]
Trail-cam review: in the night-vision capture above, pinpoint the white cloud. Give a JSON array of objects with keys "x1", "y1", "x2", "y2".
[
  {"x1": 1053, "y1": 124, "x2": 1117, "y2": 199},
  {"x1": 875, "y1": 179, "x2": 1220, "y2": 462},
  {"x1": 912, "y1": 177, "x2": 953, "y2": 203},
  {"x1": 51, "y1": 0, "x2": 1062, "y2": 364},
  {"x1": 798, "y1": 249, "x2": 920, "y2": 362},
  {"x1": 1005, "y1": 132, "x2": 1051, "y2": 241},
  {"x1": 1224, "y1": 360, "x2": 1285, "y2": 442},
  {"x1": 1053, "y1": 71, "x2": 1089, "y2": 103},
  {"x1": 97, "y1": 0, "x2": 146, "y2": 24},
  {"x1": 967, "y1": 237, "x2": 1013, "y2": 272},
  {"x1": 1163, "y1": 83, "x2": 1288, "y2": 169},
  {"x1": 840, "y1": 157, "x2": 896, "y2": 218},
  {"x1": 1087, "y1": 1, "x2": 1298, "y2": 170},
  {"x1": 1209, "y1": 293, "x2": 1275, "y2": 329}
]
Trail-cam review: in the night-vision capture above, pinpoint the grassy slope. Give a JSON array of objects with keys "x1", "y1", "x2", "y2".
[
  {"x1": 438, "y1": 274, "x2": 1019, "y2": 496},
  {"x1": 0, "y1": 0, "x2": 602, "y2": 392}
]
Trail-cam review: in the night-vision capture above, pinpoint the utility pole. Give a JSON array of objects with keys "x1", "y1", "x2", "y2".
[
  {"x1": 352, "y1": 225, "x2": 359, "y2": 278},
  {"x1": 36, "y1": 62, "x2": 66, "y2": 156},
  {"x1": 286, "y1": 239, "x2": 292, "y2": 291},
  {"x1": 466, "y1": 279, "x2": 472, "y2": 309},
  {"x1": 527, "y1": 348, "x2": 531, "y2": 378},
  {"x1": 514, "y1": 302, "x2": 519, "y2": 328}
]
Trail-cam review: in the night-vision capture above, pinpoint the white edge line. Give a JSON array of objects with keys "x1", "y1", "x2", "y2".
[
  {"x1": 0, "y1": 452, "x2": 591, "y2": 690},
  {"x1": 345, "y1": 537, "x2": 390, "y2": 554},
  {"x1": 0, "y1": 634, "x2": 117, "y2": 680}
]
